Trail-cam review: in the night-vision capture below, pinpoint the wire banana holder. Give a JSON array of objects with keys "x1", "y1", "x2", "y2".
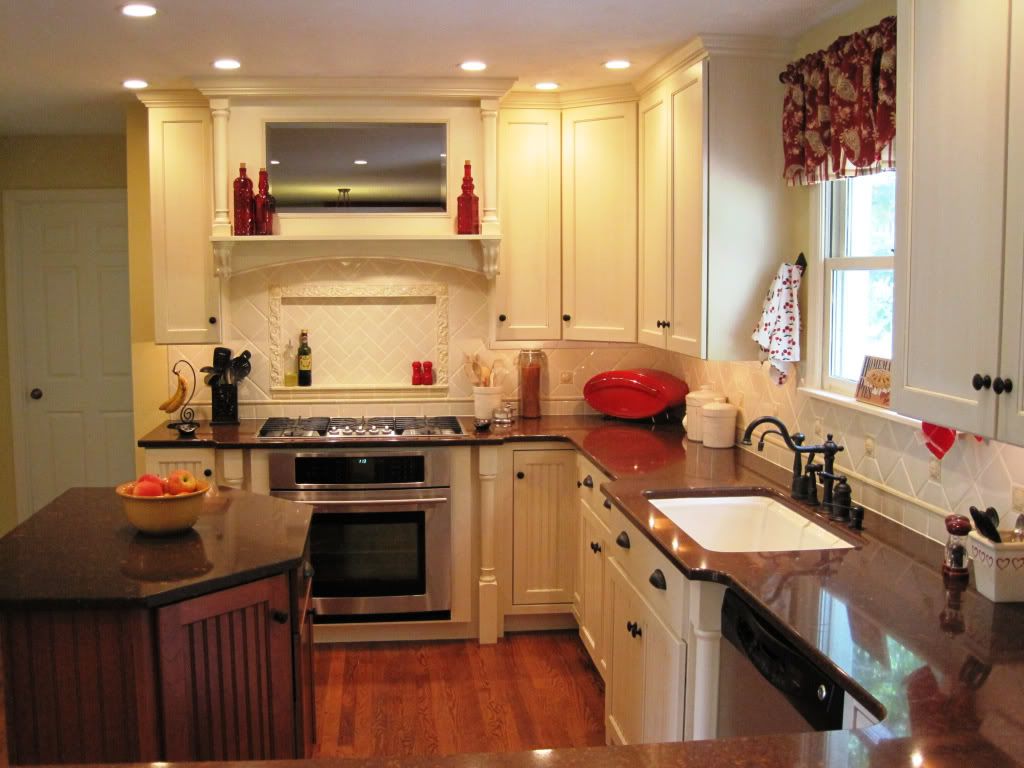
[{"x1": 165, "y1": 359, "x2": 199, "y2": 437}]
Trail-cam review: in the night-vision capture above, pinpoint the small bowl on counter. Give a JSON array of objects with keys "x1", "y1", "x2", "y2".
[{"x1": 115, "y1": 481, "x2": 210, "y2": 535}]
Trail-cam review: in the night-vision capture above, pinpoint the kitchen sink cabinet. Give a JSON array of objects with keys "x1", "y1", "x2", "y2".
[
  {"x1": 606, "y1": 558, "x2": 686, "y2": 746},
  {"x1": 636, "y1": 43, "x2": 787, "y2": 359},
  {"x1": 495, "y1": 108, "x2": 562, "y2": 341},
  {"x1": 894, "y1": 0, "x2": 1024, "y2": 444},
  {"x1": 512, "y1": 448, "x2": 577, "y2": 605},
  {"x1": 143, "y1": 98, "x2": 222, "y2": 344}
]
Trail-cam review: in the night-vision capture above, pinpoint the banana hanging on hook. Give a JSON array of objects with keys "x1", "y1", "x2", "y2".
[{"x1": 159, "y1": 371, "x2": 188, "y2": 413}]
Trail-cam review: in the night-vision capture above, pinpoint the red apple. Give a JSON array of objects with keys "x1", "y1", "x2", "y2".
[
  {"x1": 133, "y1": 479, "x2": 164, "y2": 497},
  {"x1": 137, "y1": 473, "x2": 161, "y2": 485},
  {"x1": 167, "y1": 469, "x2": 199, "y2": 495}
]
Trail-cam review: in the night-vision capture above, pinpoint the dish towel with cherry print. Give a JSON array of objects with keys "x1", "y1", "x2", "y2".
[{"x1": 752, "y1": 263, "x2": 802, "y2": 385}]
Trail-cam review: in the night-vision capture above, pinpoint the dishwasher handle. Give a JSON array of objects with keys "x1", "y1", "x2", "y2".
[{"x1": 721, "y1": 590, "x2": 844, "y2": 731}]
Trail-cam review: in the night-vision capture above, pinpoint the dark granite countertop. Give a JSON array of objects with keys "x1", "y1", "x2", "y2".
[
  {"x1": 137, "y1": 417, "x2": 1024, "y2": 767},
  {"x1": 0, "y1": 487, "x2": 312, "y2": 608}
]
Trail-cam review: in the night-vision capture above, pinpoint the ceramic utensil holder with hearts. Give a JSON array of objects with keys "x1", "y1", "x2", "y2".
[{"x1": 968, "y1": 531, "x2": 1024, "y2": 602}]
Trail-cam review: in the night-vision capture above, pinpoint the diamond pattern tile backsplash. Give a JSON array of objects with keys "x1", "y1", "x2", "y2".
[{"x1": 281, "y1": 297, "x2": 438, "y2": 387}]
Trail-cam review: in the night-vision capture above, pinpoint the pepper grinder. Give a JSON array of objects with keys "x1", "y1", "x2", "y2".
[{"x1": 943, "y1": 514, "x2": 972, "y2": 583}]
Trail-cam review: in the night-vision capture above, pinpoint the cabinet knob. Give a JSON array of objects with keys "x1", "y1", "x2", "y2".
[
  {"x1": 517, "y1": 471, "x2": 525, "y2": 480},
  {"x1": 203, "y1": 468, "x2": 213, "y2": 477},
  {"x1": 303, "y1": 561, "x2": 315, "y2": 579},
  {"x1": 649, "y1": 569, "x2": 667, "y2": 590},
  {"x1": 582, "y1": 475, "x2": 593, "y2": 488},
  {"x1": 29, "y1": 388, "x2": 43, "y2": 400},
  {"x1": 631, "y1": 623, "x2": 642, "y2": 639},
  {"x1": 562, "y1": 314, "x2": 571, "y2": 322},
  {"x1": 994, "y1": 377, "x2": 1014, "y2": 395},
  {"x1": 663, "y1": 320, "x2": 670, "y2": 329},
  {"x1": 271, "y1": 610, "x2": 289, "y2": 624},
  {"x1": 616, "y1": 531, "x2": 631, "y2": 549},
  {"x1": 498, "y1": 314, "x2": 507, "y2": 322},
  {"x1": 973, "y1": 373, "x2": 992, "y2": 391},
  {"x1": 208, "y1": 316, "x2": 217, "y2": 325},
  {"x1": 656, "y1": 320, "x2": 664, "y2": 328},
  {"x1": 626, "y1": 620, "x2": 636, "y2": 634}
]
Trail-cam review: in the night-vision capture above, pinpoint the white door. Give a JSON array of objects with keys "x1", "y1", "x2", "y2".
[{"x1": 4, "y1": 190, "x2": 135, "y2": 521}]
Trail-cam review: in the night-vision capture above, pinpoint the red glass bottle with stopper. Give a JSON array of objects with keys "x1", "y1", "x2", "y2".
[
  {"x1": 412, "y1": 362, "x2": 423, "y2": 385},
  {"x1": 422, "y1": 361, "x2": 434, "y2": 385},
  {"x1": 233, "y1": 163, "x2": 254, "y2": 236},
  {"x1": 943, "y1": 514, "x2": 971, "y2": 582},
  {"x1": 254, "y1": 167, "x2": 271, "y2": 235},
  {"x1": 456, "y1": 161, "x2": 480, "y2": 235}
]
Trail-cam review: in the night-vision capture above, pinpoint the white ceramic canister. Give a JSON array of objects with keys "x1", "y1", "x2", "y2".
[
  {"x1": 702, "y1": 400, "x2": 740, "y2": 448},
  {"x1": 684, "y1": 385, "x2": 724, "y2": 442},
  {"x1": 473, "y1": 385, "x2": 503, "y2": 420}
]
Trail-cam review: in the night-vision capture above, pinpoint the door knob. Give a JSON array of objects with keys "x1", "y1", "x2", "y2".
[{"x1": 30, "y1": 388, "x2": 43, "y2": 400}]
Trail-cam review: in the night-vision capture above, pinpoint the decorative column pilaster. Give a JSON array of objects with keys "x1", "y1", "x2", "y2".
[
  {"x1": 480, "y1": 99, "x2": 499, "y2": 237},
  {"x1": 478, "y1": 445, "x2": 499, "y2": 643},
  {"x1": 210, "y1": 98, "x2": 231, "y2": 236}
]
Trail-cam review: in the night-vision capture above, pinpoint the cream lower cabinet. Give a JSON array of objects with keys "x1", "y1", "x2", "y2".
[
  {"x1": 141, "y1": 97, "x2": 222, "y2": 344},
  {"x1": 636, "y1": 42, "x2": 786, "y2": 359},
  {"x1": 144, "y1": 447, "x2": 217, "y2": 484},
  {"x1": 606, "y1": 558, "x2": 686, "y2": 745},
  {"x1": 578, "y1": 499, "x2": 611, "y2": 679},
  {"x1": 893, "y1": 0, "x2": 1024, "y2": 444},
  {"x1": 512, "y1": 449, "x2": 577, "y2": 605}
]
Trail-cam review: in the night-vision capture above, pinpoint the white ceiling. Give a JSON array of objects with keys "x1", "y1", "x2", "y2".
[{"x1": 0, "y1": 0, "x2": 853, "y2": 136}]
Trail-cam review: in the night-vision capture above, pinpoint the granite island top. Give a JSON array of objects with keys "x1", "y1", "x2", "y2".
[
  {"x1": 136, "y1": 416, "x2": 1024, "y2": 767},
  {"x1": 0, "y1": 486, "x2": 312, "y2": 608}
]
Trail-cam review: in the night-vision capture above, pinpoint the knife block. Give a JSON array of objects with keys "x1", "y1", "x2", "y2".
[{"x1": 211, "y1": 383, "x2": 239, "y2": 425}]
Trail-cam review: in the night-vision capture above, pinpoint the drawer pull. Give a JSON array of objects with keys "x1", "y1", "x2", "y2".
[
  {"x1": 582, "y1": 475, "x2": 594, "y2": 488},
  {"x1": 649, "y1": 569, "x2": 667, "y2": 591},
  {"x1": 603, "y1": 498, "x2": 612, "y2": 510},
  {"x1": 616, "y1": 531, "x2": 631, "y2": 549}
]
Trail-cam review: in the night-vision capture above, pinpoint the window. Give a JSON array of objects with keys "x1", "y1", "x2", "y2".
[{"x1": 821, "y1": 172, "x2": 895, "y2": 394}]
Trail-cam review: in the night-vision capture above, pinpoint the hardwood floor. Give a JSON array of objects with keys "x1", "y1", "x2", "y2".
[
  {"x1": 0, "y1": 630, "x2": 604, "y2": 765},
  {"x1": 313, "y1": 631, "x2": 606, "y2": 758}
]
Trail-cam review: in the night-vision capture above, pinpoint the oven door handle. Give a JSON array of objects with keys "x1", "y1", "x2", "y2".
[{"x1": 303, "y1": 497, "x2": 449, "y2": 507}]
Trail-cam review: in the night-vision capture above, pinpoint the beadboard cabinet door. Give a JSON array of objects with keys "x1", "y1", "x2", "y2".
[
  {"x1": 495, "y1": 109, "x2": 562, "y2": 341},
  {"x1": 146, "y1": 104, "x2": 222, "y2": 344},
  {"x1": 561, "y1": 102, "x2": 638, "y2": 343},
  {"x1": 578, "y1": 499, "x2": 610, "y2": 680},
  {"x1": 512, "y1": 449, "x2": 577, "y2": 605},
  {"x1": 893, "y1": 0, "x2": 1010, "y2": 436}
]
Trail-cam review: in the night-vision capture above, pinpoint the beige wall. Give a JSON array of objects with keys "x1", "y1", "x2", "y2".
[{"x1": 0, "y1": 134, "x2": 127, "y2": 534}]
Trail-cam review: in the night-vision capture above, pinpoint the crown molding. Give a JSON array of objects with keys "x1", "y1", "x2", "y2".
[
  {"x1": 634, "y1": 34, "x2": 792, "y2": 94},
  {"x1": 135, "y1": 89, "x2": 209, "y2": 108},
  {"x1": 500, "y1": 83, "x2": 637, "y2": 109},
  {"x1": 193, "y1": 77, "x2": 516, "y2": 102}
]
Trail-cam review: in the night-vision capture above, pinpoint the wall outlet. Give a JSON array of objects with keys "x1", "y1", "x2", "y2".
[
  {"x1": 559, "y1": 370, "x2": 573, "y2": 384},
  {"x1": 813, "y1": 418, "x2": 825, "y2": 439},
  {"x1": 929, "y1": 459, "x2": 941, "y2": 481},
  {"x1": 1013, "y1": 485, "x2": 1024, "y2": 513},
  {"x1": 864, "y1": 436, "x2": 876, "y2": 458}
]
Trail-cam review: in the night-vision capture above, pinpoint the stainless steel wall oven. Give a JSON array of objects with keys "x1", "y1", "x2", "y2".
[{"x1": 269, "y1": 448, "x2": 452, "y2": 622}]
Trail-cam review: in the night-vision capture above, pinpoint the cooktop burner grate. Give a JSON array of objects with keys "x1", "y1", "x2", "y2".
[{"x1": 258, "y1": 415, "x2": 462, "y2": 438}]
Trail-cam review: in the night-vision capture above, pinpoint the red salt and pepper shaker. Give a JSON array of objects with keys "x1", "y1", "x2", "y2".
[
  {"x1": 423, "y1": 361, "x2": 434, "y2": 385},
  {"x1": 412, "y1": 361, "x2": 423, "y2": 385}
]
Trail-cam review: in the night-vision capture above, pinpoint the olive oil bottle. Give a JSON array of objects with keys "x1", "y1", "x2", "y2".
[{"x1": 297, "y1": 329, "x2": 312, "y2": 386}]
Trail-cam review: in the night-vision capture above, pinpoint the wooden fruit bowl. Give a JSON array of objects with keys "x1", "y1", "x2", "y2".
[{"x1": 115, "y1": 481, "x2": 210, "y2": 535}]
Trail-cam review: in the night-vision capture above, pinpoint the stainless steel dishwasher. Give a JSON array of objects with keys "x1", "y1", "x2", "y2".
[{"x1": 717, "y1": 590, "x2": 846, "y2": 737}]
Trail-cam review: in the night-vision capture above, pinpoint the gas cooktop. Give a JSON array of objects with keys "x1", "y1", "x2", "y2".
[{"x1": 258, "y1": 415, "x2": 463, "y2": 438}]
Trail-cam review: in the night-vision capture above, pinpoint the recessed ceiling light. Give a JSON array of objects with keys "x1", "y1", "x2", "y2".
[
  {"x1": 269, "y1": 159, "x2": 280, "y2": 165},
  {"x1": 534, "y1": 82, "x2": 559, "y2": 90},
  {"x1": 353, "y1": 159, "x2": 368, "y2": 165},
  {"x1": 213, "y1": 58, "x2": 241, "y2": 70},
  {"x1": 460, "y1": 60, "x2": 487, "y2": 72},
  {"x1": 604, "y1": 59, "x2": 631, "y2": 70},
  {"x1": 121, "y1": 4, "x2": 156, "y2": 17},
  {"x1": 123, "y1": 79, "x2": 149, "y2": 89}
]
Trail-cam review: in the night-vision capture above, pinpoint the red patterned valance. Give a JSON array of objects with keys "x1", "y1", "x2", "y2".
[{"x1": 781, "y1": 16, "x2": 897, "y2": 185}]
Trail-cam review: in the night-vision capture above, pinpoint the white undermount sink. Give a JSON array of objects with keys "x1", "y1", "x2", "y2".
[{"x1": 648, "y1": 495, "x2": 854, "y2": 553}]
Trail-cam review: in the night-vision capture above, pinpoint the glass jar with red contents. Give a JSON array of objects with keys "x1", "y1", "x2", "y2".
[
  {"x1": 518, "y1": 348, "x2": 544, "y2": 419},
  {"x1": 943, "y1": 514, "x2": 971, "y2": 582}
]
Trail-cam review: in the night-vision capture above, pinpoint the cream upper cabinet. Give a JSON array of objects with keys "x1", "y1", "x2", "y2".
[
  {"x1": 562, "y1": 102, "x2": 638, "y2": 343},
  {"x1": 636, "y1": 47, "x2": 785, "y2": 359},
  {"x1": 495, "y1": 109, "x2": 562, "y2": 341},
  {"x1": 893, "y1": 0, "x2": 1022, "y2": 440},
  {"x1": 145, "y1": 103, "x2": 222, "y2": 344}
]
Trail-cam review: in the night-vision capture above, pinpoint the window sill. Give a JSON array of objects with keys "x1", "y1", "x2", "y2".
[{"x1": 797, "y1": 386, "x2": 922, "y2": 429}]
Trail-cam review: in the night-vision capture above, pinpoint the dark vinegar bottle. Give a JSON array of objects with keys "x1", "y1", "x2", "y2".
[{"x1": 297, "y1": 329, "x2": 312, "y2": 387}]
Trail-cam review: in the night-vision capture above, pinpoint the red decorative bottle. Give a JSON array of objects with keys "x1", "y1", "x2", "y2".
[
  {"x1": 232, "y1": 163, "x2": 254, "y2": 236},
  {"x1": 412, "y1": 361, "x2": 423, "y2": 385},
  {"x1": 254, "y1": 167, "x2": 270, "y2": 235},
  {"x1": 423, "y1": 361, "x2": 434, "y2": 385},
  {"x1": 456, "y1": 161, "x2": 480, "y2": 235}
]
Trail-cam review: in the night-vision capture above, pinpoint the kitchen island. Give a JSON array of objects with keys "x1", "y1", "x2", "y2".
[{"x1": 0, "y1": 487, "x2": 315, "y2": 765}]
